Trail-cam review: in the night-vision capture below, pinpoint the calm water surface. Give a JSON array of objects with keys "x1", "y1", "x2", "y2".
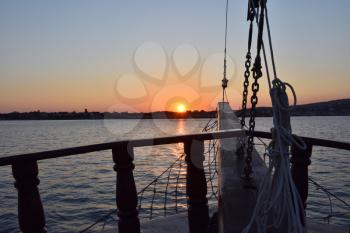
[{"x1": 0, "y1": 117, "x2": 349, "y2": 232}]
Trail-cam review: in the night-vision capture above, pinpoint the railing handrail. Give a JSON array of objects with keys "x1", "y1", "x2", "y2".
[
  {"x1": 0, "y1": 129, "x2": 245, "y2": 166},
  {"x1": 1, "y1": 129, "x2": 349, "y2": 167},
  {"x1": 252, "y1": 131, "x2": 350, "y2": 150}
]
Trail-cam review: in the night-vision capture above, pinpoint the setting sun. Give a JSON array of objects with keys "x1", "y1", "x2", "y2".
[{"x1": 176, "y1": 103, "x2": 187, "y2": 113}]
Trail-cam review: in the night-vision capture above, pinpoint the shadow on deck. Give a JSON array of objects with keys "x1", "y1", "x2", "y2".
[{"x1": 102, "y1": 212, "x2": 348, "y2": 233}]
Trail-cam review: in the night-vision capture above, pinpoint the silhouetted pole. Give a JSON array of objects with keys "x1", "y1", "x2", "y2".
[
  {"x1": 291, "y1": 142, "x2": 312, "y2": 209},
  {"x1": 112, "y1": 144, "x2": 140, "y2": 233},
  {"x1": 12, "y1": 161, "x2": 47, "y2": 233},
  {"x1": 184, "y1": 139, "x2": 209, "y2": 233}
]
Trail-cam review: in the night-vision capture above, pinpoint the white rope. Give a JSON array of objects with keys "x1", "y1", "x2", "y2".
[
  {"x1": 240, "y1": 1, "x2": 308, "y2": 232},
  {"x1": 242, "y1": 80, "x2": 306, "y2": 233}
]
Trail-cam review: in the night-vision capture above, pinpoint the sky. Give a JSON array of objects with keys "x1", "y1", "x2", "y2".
[{"x1": 0, "y1": 0, "x2": 349, "y2": 112}]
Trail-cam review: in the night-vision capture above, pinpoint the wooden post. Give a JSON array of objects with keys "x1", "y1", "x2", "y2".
[
  {"x1": 291, "y1": 142, "x2": 312, "y2": 209},
  {"x1": 112, "y1": 144, "x2": 140, "y2": 233},
  {"x1": 184, "y1": 139, "x2": 209, "y2": 233},
  {"x1": 12, "y1": 161, "x2": 47, "y2": 233}
]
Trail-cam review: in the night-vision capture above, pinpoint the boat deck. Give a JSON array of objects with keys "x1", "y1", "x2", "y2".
[{"x1": 102, "y1": 213, "x2": 348, "y2": 233}]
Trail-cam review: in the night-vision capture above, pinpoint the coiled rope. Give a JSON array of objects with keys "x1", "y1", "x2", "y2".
[
  {"x1": 243, "y1": 79, "x2": 306, "y2": 233},
  {"x1": 242, "y1": 0, "x2": 307, "y2": 232}
]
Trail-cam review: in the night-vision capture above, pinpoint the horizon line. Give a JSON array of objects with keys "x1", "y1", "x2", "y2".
[{"x1": 1, "y1": 98, "x2": 349, "y2": 114}]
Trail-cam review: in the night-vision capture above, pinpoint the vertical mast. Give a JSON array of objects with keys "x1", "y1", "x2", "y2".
[{"x1": 222, "y1": 0, "x2": 229, "y2": 101}]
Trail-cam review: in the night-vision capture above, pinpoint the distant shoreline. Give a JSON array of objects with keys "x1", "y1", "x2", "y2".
[
  {"x1": 1, "y1": 99, "x2": 349, "y2": 120},
  {"x1": 0, "y1": 116, "x2": 349, "y2": 121}
]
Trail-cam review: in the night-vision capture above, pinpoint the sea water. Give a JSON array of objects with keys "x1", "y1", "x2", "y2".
[{"x1": 0, "y1": 117, "x2": 349, "y2": 232}]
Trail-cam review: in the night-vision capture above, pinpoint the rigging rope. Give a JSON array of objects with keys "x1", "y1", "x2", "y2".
[
  {"x1": 309, "y1": 176, "x2": 350, "y2": 224},
  {"x1": 222, "y1": 0, "x2": 229, "y2": 101},
  {"x1": 250, "y1": 0, "x2": 272, "y2": 89},
  {"x1": 264, "y1": 6, "x2": 277, "y2": 80}
]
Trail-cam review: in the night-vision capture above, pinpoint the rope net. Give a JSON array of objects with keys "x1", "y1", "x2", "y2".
[{"x1": 78, "y1": 119, "x2": 219, "y2": 232}]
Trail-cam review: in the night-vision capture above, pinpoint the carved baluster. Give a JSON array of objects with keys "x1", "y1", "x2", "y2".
[
  {"x1": 291, "y1": 142, "x2": 312, "y2": 209},
  {"x1": 112, "y1": 144, "x2": 140, "y2": 233},
  {"x1": 12, "y1": 161, "x2": 47, "y2": 233},
  {"x1": 184, "y1": 139, "x2": 209, "y2": 233}
]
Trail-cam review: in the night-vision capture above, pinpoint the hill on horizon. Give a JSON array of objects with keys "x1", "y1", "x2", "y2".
[
  {"x1": 0, "y1": 98, "x2": 349, "y2": 120},
  {"x1": 235, "y1": 98, "x2": 350, "y2": 117}
]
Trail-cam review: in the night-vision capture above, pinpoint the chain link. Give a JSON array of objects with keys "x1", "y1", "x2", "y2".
[
  {"x1": 236, "y1": 4, "x2": 256, "y2": 158},
  {"x1": 244, "y1": 55, "x2": 262, "y2": 178},
  {"x1": 243, "y1": 0, "x2": 266, "y2": 178},
  {"x1": 240, "y1": 52, "x2": 252, "y2": 128}
]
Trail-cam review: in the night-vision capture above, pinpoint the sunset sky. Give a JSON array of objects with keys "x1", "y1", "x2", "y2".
[{"x1": 0, "y1": 0, "x2": 349, "y2": 113}]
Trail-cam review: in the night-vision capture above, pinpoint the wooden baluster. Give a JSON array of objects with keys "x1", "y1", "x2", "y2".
[
  {"x1": 112, "y1": 144, "x2": 140, "y2": 233},
  {"x1": 12, "y1": 161, "x2": 47, "y2": 233},
  {"x1": 291, "y1": 142, "x2": 312, "y2": 209},
  {"x1": 184, "y1": 139, "x2": 209, "y2": 233}
]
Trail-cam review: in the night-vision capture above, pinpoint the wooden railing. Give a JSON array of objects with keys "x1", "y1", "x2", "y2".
[
  {"x1": 0, "y1": 129, "x2": 245, "y2": 233},
  {"x1": 0, "y1": 129, "x2": 349, "y2": 233}
]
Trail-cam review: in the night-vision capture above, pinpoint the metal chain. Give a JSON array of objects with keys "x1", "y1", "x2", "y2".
[
  {"x1": 243, "y1": 0, "x2": 265, "y2": 179},
  {"x1": 240, "y1": 50, "x2": 252, "y2": 127},
  {"x1": 244, "y1": 55, "x2": 262, "y2": 178},
  {"x1": 240, "y1": 2, "x2": 255, "y2": 128},
  {"x1": 236, "y1": 3, "x2": 255, "y2": 158}
]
